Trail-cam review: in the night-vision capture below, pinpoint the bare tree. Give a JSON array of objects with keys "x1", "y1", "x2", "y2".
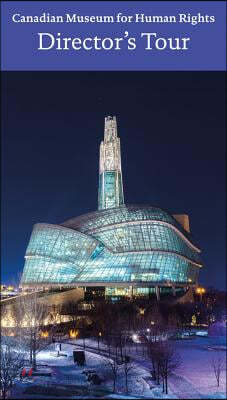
[
  {"x1": 103, "y1": 329, "x2": 113, "y2": 357},
  {"x1": 0, "y1": 304, "x2": 8, "y2": 330},
  {"x1": 167, "y1": 311, "x2": 180, "y2": 336},
  {"x1": 48, "y1": 304, "x2": 65, "y2": 348},
  {"x1": 0, "y1": 339, "x2": 25, "y2": 399},
  {"x1": 122, "y1": 353, "x2": 134, "y2": 394},
  {"x1": 147, "y1": 340, "x2": 158, "y2": 381},
  {"x1": 11, "y1": 292, "x2": 51, "y2": 370},
  {"x1": 104, "y1": 357, "x2": 119, "y2": 393},
  {"x1": 77, "y1": 317, "x2": 89, "y2": 350},
  {"x1": 115, "y1": 331, "x2": 126, "y2": 362},
  {"x1": 158, "y1": 341, "x2": 181, "y2": 394},
  {"x1": 211, "y1": 351, "x2": 224, "y2": 387},
  {"x1": 146, "y1": 312, "x2": 166, "y2": 384}
]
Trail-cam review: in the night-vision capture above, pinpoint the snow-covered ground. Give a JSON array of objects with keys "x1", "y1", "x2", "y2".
[
  {"x1": 170, "y1": 336, "x2": 226, "y2": 399},
  {"x1": 68, "y1": 336, "x2": 227, "y2": 399},
  {"x1": 8, "y1": 335, "x2": 226, "y2": 399},
  {"x1": 10, "y1": 343, "x2": 173, "y2": 399}
]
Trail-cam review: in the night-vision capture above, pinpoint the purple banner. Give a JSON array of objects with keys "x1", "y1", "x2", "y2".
[{"x1": 1, "y1": 1, "x2": 226, "y2": 70}]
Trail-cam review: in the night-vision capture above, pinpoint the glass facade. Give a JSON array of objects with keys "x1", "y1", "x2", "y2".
[
  {"x1": 21, "y1": 205, "x2": 202, "y2": 287},
  {"x1": 98, "y1": 171, "x2": 124, "y2": 210},
  {"x1": 21, "y1": 116, "x2": 202, "y2": 291},
  {"x1": 22, "y1": 223, "x2": 100, "y2": 284}
]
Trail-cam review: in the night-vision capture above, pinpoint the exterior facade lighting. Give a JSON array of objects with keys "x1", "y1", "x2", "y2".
[
  {"x1": 41, "y1": 331, "x2": 49, "y2": 338},
  {"x1": 21, "y1": 117, "x2": 203, "y2": 298},
  {"x1": 69, "y1": 329, "x2": 78, "y2": 338}
]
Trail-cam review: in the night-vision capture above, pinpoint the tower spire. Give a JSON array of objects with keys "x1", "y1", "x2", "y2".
[{"x1": 98, "y1": 116, "x2": 124, "y2": 210}]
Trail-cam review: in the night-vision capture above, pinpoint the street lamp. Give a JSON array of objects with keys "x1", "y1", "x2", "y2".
[
  {"x1": 132, "y1": 334, "x2": 138, "y2": 342},
  {"x1": 196, "y1": 287, "x2": 206, "y2": 302}
]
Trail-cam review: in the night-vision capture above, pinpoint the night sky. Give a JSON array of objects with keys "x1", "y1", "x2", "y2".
[{"x1": 2, "y1": 72, "x2": 226, "y2": 290}]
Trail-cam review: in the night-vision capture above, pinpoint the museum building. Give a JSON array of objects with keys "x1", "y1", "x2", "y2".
[{"x1": 21, "y1": 116, "x2": 202, "y2": 299}]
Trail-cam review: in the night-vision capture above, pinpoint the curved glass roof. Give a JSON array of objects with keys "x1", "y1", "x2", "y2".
[
  {"x1": 62, "y1": 204, "x2": 200, "y2": 251},
  {"x1": 21, "y1": 207, "x2": 202, "y2": 287}
]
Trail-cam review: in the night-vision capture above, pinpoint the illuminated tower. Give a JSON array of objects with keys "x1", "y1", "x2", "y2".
[{"x1": 98, "y1": 116, "x2": 124, "y2": 210}]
